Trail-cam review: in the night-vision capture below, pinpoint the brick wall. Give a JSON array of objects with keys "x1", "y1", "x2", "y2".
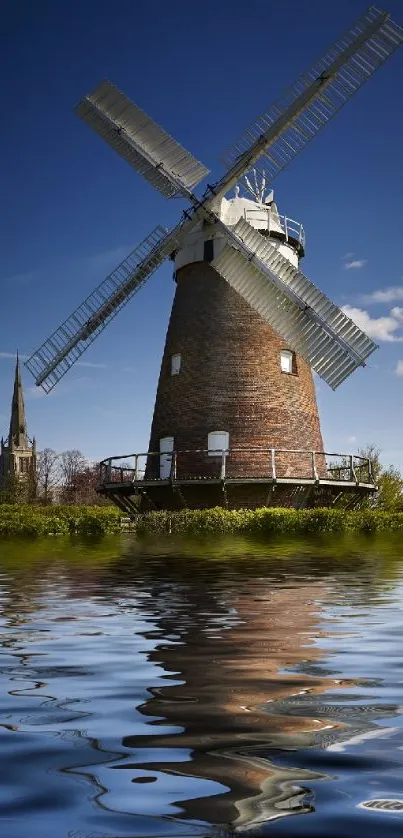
[{"x1": 147, "y1": 261, "x2": 324, "y2": 480}]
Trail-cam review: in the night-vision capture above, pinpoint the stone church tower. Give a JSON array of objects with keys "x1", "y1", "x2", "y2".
[{"x1": 0, "y1": 355, "x2": 36, "y2": 492}]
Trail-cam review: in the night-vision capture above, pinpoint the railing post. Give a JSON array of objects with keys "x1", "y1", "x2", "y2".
[
  {"x1": 134, "y1": 455, "x2": 139, "y2": 481},
  {"x1": 171, "y1": 450, "x2": 177, "y2": 481},
  {"x1": 220, "y1": 450, "x2": 227, "y2": 480},
  {"x1": 312, "y1": 451, "x2": 319, "y2": 482},
  {"x1": 271, "y1": 448, "x2": 276, "y2": 481},
  {"x1": 107, "y1": 458, "x2": 112, "y2": 482},
  {"x1": 349, "y1": 455, "x2": 357, "y2": 483},
  {"x1": 284, "y1": 215, "x2": 288, "y2": 241},
  {"x1": 368, "y1": 457, "x2": 374, "y2": 484}
]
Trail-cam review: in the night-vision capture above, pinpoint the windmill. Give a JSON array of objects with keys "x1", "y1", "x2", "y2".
[{"x1": 26, "y1": 6, "x2": 403, "y2": 511}]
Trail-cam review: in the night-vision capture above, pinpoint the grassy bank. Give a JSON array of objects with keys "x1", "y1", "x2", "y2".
[{"x1": 1, "y1": 504, "x2": 403, "y2": 537}]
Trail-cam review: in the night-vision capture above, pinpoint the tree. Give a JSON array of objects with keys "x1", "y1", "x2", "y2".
[
  {"x1": 358, "y1": 444, "x2": 403, "y2": 511},
  {"x1": 59, "y1": 450, "x2": 87, "y2": 504},
  {"x1": 376, "y1": 466, "x2": 403, "y2": 511},
  {"x1": 36, "y1": 448, "x2": 59, "y2": 504},
  {"x1": 71, "y1": 462, "x2": 107, "y2": 505},
  {"x1": 0, "y1": 473, "x2": 27, "y2": 504},
  {"x1": 58, "y1": 452, "x2": 108, "y2": 505}
]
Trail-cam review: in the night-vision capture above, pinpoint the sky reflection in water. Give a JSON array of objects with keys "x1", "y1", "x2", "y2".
[{"x1": 0, "y1": 536, "x2": 403, "y2": 837}]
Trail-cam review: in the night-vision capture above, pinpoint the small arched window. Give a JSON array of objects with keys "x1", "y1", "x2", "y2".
[
  {"x1": 208, "y1": 430, "x2": 229, "y2": 456},
  {"x1": 280, "y1": 350, "x2": 295, "y2": 374},
  {"x1": 171, "y1": 353, "x2": 181, "y2": 375}
]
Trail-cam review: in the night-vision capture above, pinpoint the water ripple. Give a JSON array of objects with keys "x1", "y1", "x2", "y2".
[{"x1": 0, "y1": 539, "x2": 402, "y2": 837}]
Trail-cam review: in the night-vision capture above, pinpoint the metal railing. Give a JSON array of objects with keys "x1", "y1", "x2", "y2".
[
  {"x1": 244, "y1": 208, "x2": 305, "y2": 248},
  {"x1": 99, "y1": 448, "x2": 374, "y2": 486}
]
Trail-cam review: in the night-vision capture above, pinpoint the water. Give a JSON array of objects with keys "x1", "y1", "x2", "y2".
[{"x1": 1, "y1": 535, "x2": 403, "y2": 837}]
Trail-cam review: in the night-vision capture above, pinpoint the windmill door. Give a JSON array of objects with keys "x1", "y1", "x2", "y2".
[{"x1": 159, "y1": 436, "x2": 174, "y2": 479}]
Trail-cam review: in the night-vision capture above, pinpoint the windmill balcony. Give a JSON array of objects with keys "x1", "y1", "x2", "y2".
[
  {"x1": 242, "y1": 209, "x2": 306, "y2": 252},
  {"x1": 97, "y1": 448, "x2": 376, "y2": 514}
]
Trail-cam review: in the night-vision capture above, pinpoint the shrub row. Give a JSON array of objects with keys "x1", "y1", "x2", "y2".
[
  {"x1": 1, "y1": 505, "x2": 403, "y2": 538},
  {"x1": 0, "y1": 505, "x2": 122, "y2": 537},
  {"x1": 134, "y1": 507, "x2": 403, "y2": 537}
]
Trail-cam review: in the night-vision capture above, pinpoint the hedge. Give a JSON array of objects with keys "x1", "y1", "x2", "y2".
[
  {"x1": 0, "y1": 505, "x2": 122, "y2": 537},
  {"x1": 133, "y1": 507, "x2": 403, "y2": 536},
  {"x1": 1, "y1": 504, "x2": 403, "y2": 538}
]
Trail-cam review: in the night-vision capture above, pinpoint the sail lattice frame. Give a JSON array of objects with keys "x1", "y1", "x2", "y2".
[{"x1": 25, "y1": 226, "x2": 179, "y2": 392}]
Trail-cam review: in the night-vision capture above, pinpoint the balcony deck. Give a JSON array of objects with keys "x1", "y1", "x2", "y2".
[{"x1": 97, "y1": 447, "x2": 376, "y2": 515}]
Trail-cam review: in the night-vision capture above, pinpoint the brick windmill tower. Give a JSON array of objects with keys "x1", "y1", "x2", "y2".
[
  {"x1": 147, "y1": 176, "x2": 323, "y2": 490},
  {"x1": 25, "y1": 6, "x2": 402, "y2": 511}
]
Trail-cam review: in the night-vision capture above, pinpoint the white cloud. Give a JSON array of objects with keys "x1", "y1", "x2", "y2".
[
  {"x1": 88, "y1": 245, "x2": 129, "y2": 270},
  {"x1": 0, "y1": 270, "x2": 39, "y2": 287},
  {"x1": 396, "y1": 361, "x2": 403, "y2": 376},
  {"x1": 0, "y1": 244, "x2": 130, "y2": 289},
  {"x1": 344, "y1": 259, "x2": 367, "y2": 270},
  {"x1": 26, "y1": 385, "x2": 47, "y2": 400},
  {"x1": 25, "y1": 375, "x2": 94, "y2": 401},
  {"x1": 362, "y1": 286, "x2": 403, "y2": 304},
  {"x1": 342, "y1": 305, "x2": 403, "y2": 342},
  {"x1": 76, "y1": 361, "x2": 109, "y2": 369},
  {"x1": 347, "y1": 435, "x2": 357, "y2": 443},
  {"x1": 0, "y1": 352, "x2": 28, "y2": 360}
]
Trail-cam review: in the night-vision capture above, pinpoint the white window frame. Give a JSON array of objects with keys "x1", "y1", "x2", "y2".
[
  {"x1": 208, "y1": 430, "x2": 229, "y2": 457},
  {"x1": 159, "y1": 436, "x2": 174, "y2": 479},
  {"x1": 280, "y1": 349, "x2": 294, "y2": 374},
  {"x1": 171, "y1": 353, "x2": 181, "y2": 375}
]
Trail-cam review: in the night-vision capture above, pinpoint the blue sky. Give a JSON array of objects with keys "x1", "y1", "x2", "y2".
[{"x1": 1, "y1": 1, "x2": 403, "y2": 468}]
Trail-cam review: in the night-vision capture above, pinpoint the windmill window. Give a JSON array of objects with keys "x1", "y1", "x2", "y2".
[
  {"x1": 171, "y1": 353, "x2": 181, "y2": 375},
  {"x1": 208, "y1": 431, "x2": 229, "y2": 456},
  {"x1": 203, "y1": 239, "x2": 214, "y2": 263},
  {"x1": 280, "y1": 350, "x2": 295, "y2": 374}
]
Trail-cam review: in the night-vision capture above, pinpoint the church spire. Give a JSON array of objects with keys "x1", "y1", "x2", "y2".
[{"x1": 8, "y1": 353, "x2": 28, "y2": 449}]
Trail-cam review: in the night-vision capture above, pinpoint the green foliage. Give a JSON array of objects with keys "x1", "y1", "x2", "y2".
[
  {"x1": 0, "y1": 504, "x2": 122, "y2": 537},
  {"x1": 376, "y1": 467, "x2": 403, "y2": 511},
  {"x1": 132, "y1": 507, "x2": 403, "y2": 537},
  {"x1": 1, "y1": 504, "x2": 403, "y2": 540},
  {"x1": 357, "y1": 445, "x2": 403, "y2": 512}
]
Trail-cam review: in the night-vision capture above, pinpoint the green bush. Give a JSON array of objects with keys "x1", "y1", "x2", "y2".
[
  {"x1": 132, "y1": 507, "x2": 403, "y2": 537},
  {"x1": 0, "y1": 504, "x2": 122, "y2": 537},
  {"x1": 1, "y1": 504, "x2": 403, "y2": 539}
]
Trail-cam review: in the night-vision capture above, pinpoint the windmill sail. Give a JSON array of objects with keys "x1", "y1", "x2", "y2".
[
  {"x1": 215, "y1": 6, "x2": 403, "y2": 198},
  {"x1": 76, "y1": 80, "x2": 209, "y2": 199},
  {"x1": 25, "y1": 225, "x2": 179, "y2": 393},
  {"x1": 212, "y1": 219, "x2": 377, "y2": 390}
]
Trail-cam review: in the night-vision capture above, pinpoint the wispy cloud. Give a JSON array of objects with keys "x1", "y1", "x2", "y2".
[
  {"x1": 26, "y1": 386, "x2": 47, "y2": 400},
  {"x1": 344, "y1": 259, "x2": 367, "y2": 270},
  {"x1": 342, "y1": 305, "x2": 403, "y2": 342},
  {"x1": 0, "y1": 270, "x2": 39, "y2": 287},
  {"x1": 362, "y1": 285, "x2": 403, "y2": 304},
  {"x1": 0, "y1": 244, "x2": 131, "y2": 289},
  {"x1": 396, "y1": 361, "x2": 403, "y2": 376},
  {"x1": 88, "y1": 245, "x2": 130, "y2": 271},
  {"x1": 0, "y1": 352, "x2": 28, "y2": 360},
  {"x1": 76, "y1": 361, "x2": 109, "y2": 369},
  {"x1": 25, "y1": 375, "x2": 95, "y2": 401}
]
